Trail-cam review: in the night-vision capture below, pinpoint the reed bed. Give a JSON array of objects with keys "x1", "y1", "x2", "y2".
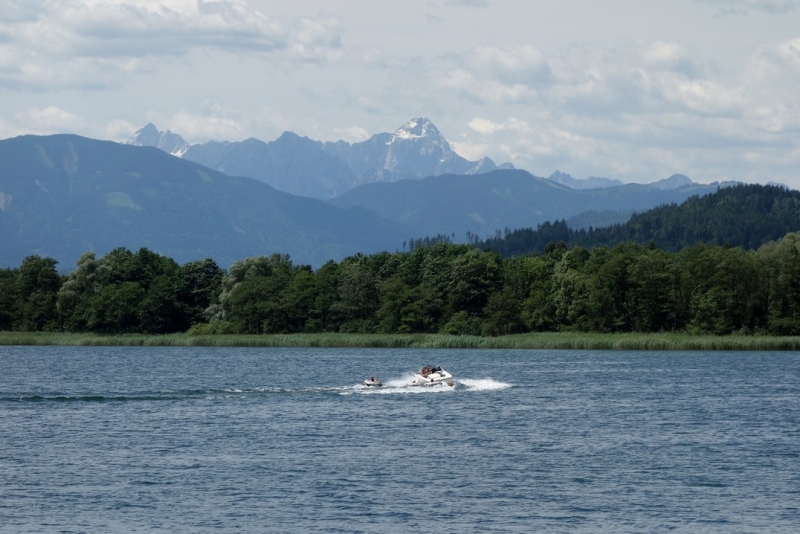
[{"x1": 2, "y1": 331, "x2": 800, "y2": 350}]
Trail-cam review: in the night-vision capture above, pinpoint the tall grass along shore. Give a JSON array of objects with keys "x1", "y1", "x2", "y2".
[{"x1": 2, "y1": 332, "x2": 800, "y2": 351}]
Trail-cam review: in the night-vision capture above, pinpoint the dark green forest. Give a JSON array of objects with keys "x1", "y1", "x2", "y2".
[
  {"x1": 477, "y1": 184, "x2": 800, "y2": 256},
  {"x1": 4, "y1": 230, "x2": 800, "y2": 336}
]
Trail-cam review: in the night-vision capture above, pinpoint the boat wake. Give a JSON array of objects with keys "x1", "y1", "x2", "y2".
[
  {"x1": 457, "y1": 378, "x2": 512, "y2": 391},
  {"x1": 3, "y1": 379, "x2": 512, "y2": 403},
  {"x1": 341, "y1": 376, "x2": 512, "y2": 395}
]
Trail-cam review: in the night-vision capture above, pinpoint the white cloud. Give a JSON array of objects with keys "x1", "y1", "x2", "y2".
[
  {"x1": 443, "y1": 0, "x2": 489, "y2": 6},
  {"x1": 158, "y1": 109, "x2": 244, "y2": 142},
  {"x1": 1, "y1": 1, "x2": 799, "y2": 188},
  {"x1": 334, "y1": 125, "x2": 370, "y2": 142},
  {"x1": 357, "y1": 96, "x2": 396, "y2": 115},
  {"x1": 105, "y1": 119, "x2": 138, "y2": 139},
  {"x1": 291, "y1": 17, "x2": 343, "y2": 62},
  {"x1": 656, "y1": 76, "x2": 748, "y2": 115},
  {"x1": 433, "y1": 35, "x2": 800, "y2": 184},
  {"x1": 467, "y1": 118, "x2": 502, "y2": 135},
  {"x1": 0, "y1": 1, "x2": 343, "y2": 90},
  {"x1": 3, "y1": 1, "x2": 286, "y2": 58},
  {"x1": 436, "y1": 45, "x2": 551, "y2": 104},
  {"x1": 13, "y1": 106, "x2": 83, "y2": 133},
  {"x1": 776, "y1": 37, "x2": 800, "y2": 68},
  {"x1": 472, "y1": 45, "x2": 552, "y2": 85},
  {"x1": 468, "y1": 117, "x2": 530, "y2": 135},
  {"x1": 697, "y1": 0, "x2": 800, "y2": 14},
  {"x1": 439, "y1": 68, "x2": 538, "y2": 104},
  {"x1": 449, "y1": 141, "x2": 491, "y2": 160}
]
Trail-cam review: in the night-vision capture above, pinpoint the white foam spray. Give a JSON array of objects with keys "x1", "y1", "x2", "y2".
[
  {"x1": 457, "y1": 378, "x2": 512, "y2": 391},
  {"x1": 342, "y1": 375, "x2": 512, "y2": 395}
]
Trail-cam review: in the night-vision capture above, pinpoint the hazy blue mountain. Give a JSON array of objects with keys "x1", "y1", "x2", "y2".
[
  {"x1": 649, "y1": 173, "x2": 695, "y2": 190},
  {"x1": 322, "y1": 118, "x2": 512, "y2": 185},
  {"x1": 0, "y1": 134, "x2": 408, "y2": 269},
  {"x1": 131, "y1": 117, "x2": 514, "y2": 199},
  {"x1": 383, "y1": 117, "x2": 472, "y2": 176},
  {"x1": 546, "y1": 170, "x2": 624, "y2": 189},
  {"x1": 181, "y1": 132, "x2": 357, "y2": 199},
  {"x1": 127, "y1": 123, "x2": 189, "y2": 156},
  {"x1": 322, "y1": 133, "x2": 393, "y2": 176},
  {"x1": 546, "y1": 171, "x2": 720, "y2": 192},
  {"x1": 329, "y1": 169, "x2": 726, "y2": 239}
]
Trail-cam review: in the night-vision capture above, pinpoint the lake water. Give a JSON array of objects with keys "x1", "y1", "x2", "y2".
[{"x1": 1, "y1": 346, "x2": 799, "y2": 533}]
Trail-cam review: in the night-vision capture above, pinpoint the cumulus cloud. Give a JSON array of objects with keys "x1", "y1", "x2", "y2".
[
  {"x1": 0, "y1": 1, "x2": 343, "y2": 90},
  {"x1": 472, "y1": 45, "x2": 552, "y2": 85},
  {"x1": 776, "y1": 37, "x2": 800, "y2": 68},
  {"x1": 437, "y1": 45, "x2": 552, "y2": 104},
  {"x1": 1, "y1": 1, "x2": 798, "y2": 187},
  {"x1": 290, "y1": 17, "x2": 343, "y2": 62},
  {"x1": 468, "y1": 117, "x2": 530, "y2": 135},
  {"x1": 697, "y1": 0, "x2": 800, "y2": 14},
  {"x1": 444, "y1": 0, "x2": 489, "y2": 6},
  {"x1": 0, "y1": 106, "x2": 86, "y2": 135},
  {"x1": 2, "y1": 1, "x2": 286, "y2": 58},
  {"x1": 438, "y1": 68, "x2": 538, "y2": 104},
  {"x1": 334, "y1": 125, "x2": 371, "y2": 142},
  {"x1": 434, "y1": 35, "x2": 800, "y2": 184}
]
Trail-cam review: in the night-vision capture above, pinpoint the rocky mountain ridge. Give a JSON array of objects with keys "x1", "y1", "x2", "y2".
[{"x1": 127, "y1": 118, "x2": 514, "y2": 199}]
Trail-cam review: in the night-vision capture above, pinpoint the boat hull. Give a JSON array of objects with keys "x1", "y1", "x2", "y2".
[{"x1": 406, "y1": 369, "x2": 454, "y2": 387}]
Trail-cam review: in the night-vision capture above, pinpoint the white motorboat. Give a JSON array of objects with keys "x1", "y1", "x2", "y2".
[
  {"x1": 406, "y1": 365, "x2": 454, "y2": 387},
  {"x1": 363, "y1": 377, "x2": 382, "y2": 387}
]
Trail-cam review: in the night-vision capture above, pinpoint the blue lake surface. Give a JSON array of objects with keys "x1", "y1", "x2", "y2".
[{"x1": 1, "y1": 346, "x2": 799, "y2": 533}]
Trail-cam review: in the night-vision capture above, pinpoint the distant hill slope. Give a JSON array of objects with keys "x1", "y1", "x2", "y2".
[
  {"x1": 0, "y1": 135, "x2": 409, "y2": 268},
  {"x1": 546, "y1": 170, "x2": 624, "y2": 189},
  {"x1": 328, "y1": 169, "x2": 725, "y2": 240},
  {"x1": 545, "y1": 170, "x2": 708, "y2": 191},
  {"x1": 478, "y1": 184, "x2": 800, "y2": 256}
]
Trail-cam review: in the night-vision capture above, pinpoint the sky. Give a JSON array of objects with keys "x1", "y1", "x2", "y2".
[{"x1": 1, "y1": 0, "x2": 799, "y2": 186}]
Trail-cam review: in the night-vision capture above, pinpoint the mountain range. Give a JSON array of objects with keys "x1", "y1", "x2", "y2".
[
  {"x1": 130, "y1": 117, "x2": 718, "y2": 201},
  {"x1": 328, "y1": 169, "x2": 727, "y2": 239},
  {"x1": 0, "y1": 135, "x2": 407, "y2": 269},
  {"x1": 0, "y1": 124, "x2": 747, "y2": 269},
  {"x1": 477, "y1": 183, "x2": 800, "y2": 256},
  {"x1": 128, "y1": 118, "x2": 514, "y2": 199}
]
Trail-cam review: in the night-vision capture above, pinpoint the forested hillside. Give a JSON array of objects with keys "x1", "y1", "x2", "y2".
[
  {"x1": 4, "y1": 233, "x2": 800, "y2": 336},
  {"x1": 478, "y1": 184, "x2": 800, "y2": 256},
  {"x1": 329, "y1": 168, "x2": 726, "y2": 239}
]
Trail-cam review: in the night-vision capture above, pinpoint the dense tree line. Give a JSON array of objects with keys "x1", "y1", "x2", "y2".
[
  {"x1": 479, "y1": 184, "x2": 800, "y2": 257},
  {"x1": 3, "y1": 232, "x2": 800, "y2": 336},
  {"x1": 0, "y1": 248, "x2": 223, "y2": 334}
]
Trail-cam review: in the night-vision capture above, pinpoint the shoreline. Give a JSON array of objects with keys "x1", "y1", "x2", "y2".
[{"x1": 2, "y1": 332, "x2": 800, "y2": 351}]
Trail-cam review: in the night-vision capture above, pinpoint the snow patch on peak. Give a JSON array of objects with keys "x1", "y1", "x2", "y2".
[
  {"x1": 392, "y1": 117, "x2": 441, "y2": 142},
  {"x1": 127, "y1": 123, "x2": 161, "y2": 147},
  {"x1": 127, "y1": 123, "x2": 190, "y2": 158}
]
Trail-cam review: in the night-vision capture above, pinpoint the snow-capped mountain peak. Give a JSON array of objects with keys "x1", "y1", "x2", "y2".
[
  {"x1": 127, "y1": 123, "x2": 161, "y2": 147},
  {"x1": 126, "y1": 123, "x2": 189, "y2": 157},
  {"x1": 384, "y1": 117, "x2": 461, "y2": 176},
  {"x1": 127, "y1": 117, "x2": 515, "y2": 198},
  {"x1": 391, "y1": 117, "x2": 442, "y2": 142}
]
